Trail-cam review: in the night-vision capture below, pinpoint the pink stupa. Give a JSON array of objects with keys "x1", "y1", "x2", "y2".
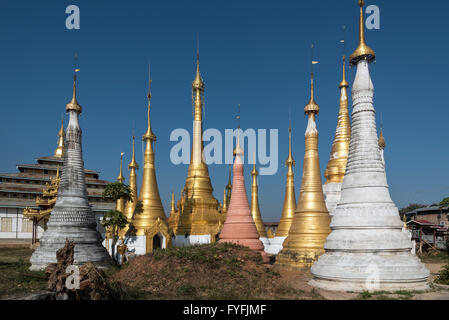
[{"x1": 219, "y1": 138, "x2": 268, "y2": 262}]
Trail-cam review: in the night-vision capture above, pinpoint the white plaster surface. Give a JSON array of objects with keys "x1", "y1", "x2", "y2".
[
  {"x1": 309, "y1": 60, "x2": 429, "y2": 292},
  {"x1": 323, "y1": 182, "x2": 342, "y2": 216},
  {"x1": 172, "y1": 234, "x2": 211, "y2": 247},
  {"x1": 265, "y1": 236, "x2": 286, "y2": 255}
]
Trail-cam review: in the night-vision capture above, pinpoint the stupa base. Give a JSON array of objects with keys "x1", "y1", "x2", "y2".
[
  {"x1": 309, "y1": 277, "x2": 429, "y2": 293},
  {"x1": 276, "y1": 248, "x2": 324, "y2": 268},
  {"x1": 310, "y1": 251, "x2": 429, "y2": 292},
  {"x1": 264, "y1": 236, "x2": 286, "y2": 255},
  {"x1": 172, "y1": 234, "x2": 211, "y2": 247},
  {"x1": 259, "y1": 237, "x2": 270, "y2": 252}
]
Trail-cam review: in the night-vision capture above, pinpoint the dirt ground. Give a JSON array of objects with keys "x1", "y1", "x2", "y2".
[
  {"x1": 273, "y1": 261, "x2": 449, "y2": 300},
  {"x1": 1, "y1": 244, "x2": 448, "y2": 300}
]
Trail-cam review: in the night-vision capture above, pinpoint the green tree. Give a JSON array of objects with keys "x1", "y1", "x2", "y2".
[
  {"x1": 399, "y1": 203, "x2": 427, "y2": 216},
  {"x1": 439, "y1": 197, "x2": 449, "y2": 207},
  {"x1": 102, "y1": 182, "x2": 133, "y2": 262}
]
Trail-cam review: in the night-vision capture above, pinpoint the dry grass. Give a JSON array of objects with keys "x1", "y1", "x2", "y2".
[
  {"x1": 0, "y1": 248, "x2": 47, "y2": 299},
  {"x1": 113, "y1": 243, "x2": 319, "y2": 300}
]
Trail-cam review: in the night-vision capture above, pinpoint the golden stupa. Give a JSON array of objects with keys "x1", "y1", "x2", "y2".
[
  {"x1": 169, "y1": 54, "x2": 222, "y2": 243},
  {"x1": 221, "y1": 165, "x2": 232, "y2": 217},
  {"x1": 324, "y1": 55, "x2": 351, "y2": 184},
  {"x1": 54, "y1": 118, "x2": 65, "y2": 158},
  {"x1": 130, "y1": 74, "x2": 171, "y2": 252},
  {"x1": 276, "y1": 71, "x2": 331, "y2": 268},
  {"x1": 250, "y1": 163, "x2": 268, "y2": 240},
  {"x1": 276, "y1": 126, "x2": 297, "y2": 238},
  {"x1": 115, "y1": 152, "x2": 126, "y2": 214},
  {"x1": 120, "y1": 136, "x2": 139, "y2": 238}
]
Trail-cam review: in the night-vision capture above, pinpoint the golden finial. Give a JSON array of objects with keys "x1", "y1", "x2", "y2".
[
  {"x1": 54, "y1": 117, "x2": 65, "y2": 158},
  {"x1": 192, "y1": 50, "x2": 205, "y2": 91},
  {"x1": 286, "y1": 126, "x2": 295, "y2": 166},
  {"x1": 251, "y1": 161, "x2": 258, "y2": 178},
  {"x1": 339, "y1": 55, "x2": 349, "y2": 88},
  {"x1": 350, "y1": 0, "x2": 376, "y2": 65},
  {"x1": 143, "y1": 66, "x2": 156, "y2": 141},
  {"x1": 378, "y1": 128, "x2": 386, "y2": 150},
  {"x1": 234, "y1": 104, "x2": 244, "y2": 156},
  {"x1": 128, "y1": 136, "x2": 139, "y2": 170},
  {"x1": 117, "y1": 152, "x2": 125, "y2": 183},
  {"x1": 66, "y1": 54, "x2": 82, "y2": 113},
  {"x1": 304, "y1": 72, "x2": 320, "y2": 115},
  {"x1": 304, "y1": 45, "x2": 320, "y2": 115}
]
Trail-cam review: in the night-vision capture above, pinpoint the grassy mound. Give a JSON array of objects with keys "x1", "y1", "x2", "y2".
[{"x1": 113, "y1": 243, "x2": 306, "y2": 300}]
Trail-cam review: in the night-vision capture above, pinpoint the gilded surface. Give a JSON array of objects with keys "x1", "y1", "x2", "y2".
[
  {"x1": 131, "y1": 78, "x2": 169, "y2": 239},
  {"x1": 250, "y1": 164, "x2": 268, "y2": 238},
  {"x1": 169, "y1": 55, "x2": 222, "y2": 238},
  {"x1": 276, "y1": 75, "x2": 331, "y2": 268},
  {"x1": 276, "y1": 127, "x2": 296, "y2": 237},
  {"x1": 349, "y1": 0, "x2": 375, "y2": 65},
  {"x1": 324, "y1": 56, "x2": 351, "y2": 184}
]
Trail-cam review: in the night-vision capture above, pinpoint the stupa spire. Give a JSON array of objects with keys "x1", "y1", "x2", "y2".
[
  {"x1": 121, "y1": 136, "x2": 139, "y2": 237},
  {"x1": 276, "y1": 63, "x2": 331, "y2": 268},
  {"x1": 222, "y1": 187, "x2": 228, "y2": 214},
  {"x1": 131, "y1": 73, "x2": 168, "y2": 243},
  {"x1": 115, "y1": 152, "x2": 126, "y2": 214},
  {"x1": 219, "y1": 133, "x2": 268, "y2": 262},
  {"x1": 276, "y1": 127, "x2": 296, "y2": 236},
  {"x1": 350, "y1": 0, "x2": 375, "y2": 65},
  {"x1": 171, "y1": 49, "x2": 221, "y2": 244},
  {"x1": 54, "y1": 117, "x2": 65, "y2": 158},
  {"x1": 310, "y1": 0, "x2": 428, "y2": 292},
  {"x1": 30, "y1": 64, "x2": 110, "y2": 270},
  {"x1": 266, "y1": 125, "x2": 297, "y2": 255},
  {"x1": 170, "y1": 191, "x2": 177, "y2": 215},
  {"x1": 250, "y1": 162, "x2": 268, "y2": 241},
  {"x1": 117, "y1": 152, "x2": 125, "y2": 183},
  {"x1": 323, "y1": 54, "x2": 352, "y2": 214},
  {"x1": 66, "y1": 56, "x2": 82, "y2": 113}
]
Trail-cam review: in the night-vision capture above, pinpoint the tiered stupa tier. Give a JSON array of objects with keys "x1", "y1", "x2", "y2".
[
  {"x1": 323, "y1": 55, "x2": 351, "y2": 215},
  {"x1": 276, "y1": 71, "x2": 331, "y2": 268},
  {"x1": 30, "y1": 72, "x2": 111, "y2": 270},
  {"x1": 169, "y1": 54, "x2": 222, "y2": 245},
  {"x1": 250, "y1": 163, "x2": 269, "y2": 249},
  {"x1": 125, "y1": 75, "x2": 171, "y2": 254},
  {"x1": 219, "y1": 136, "x2": 267, "y2": 262},
  {"x1": 309, "y1": 0, "x2": 429, "y2": 292},
  {"x1": 267, "y1": 127, "x2": 296, "y2": 255}
]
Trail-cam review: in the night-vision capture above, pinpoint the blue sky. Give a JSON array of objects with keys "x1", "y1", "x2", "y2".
[{"x1": 0, "y1": 0, "x2": 448, "y2": 221}]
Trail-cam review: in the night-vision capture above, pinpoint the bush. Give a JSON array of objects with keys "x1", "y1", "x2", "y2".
[{"x1": 436, "y1": 264, "x2": 449, "y2": 285}]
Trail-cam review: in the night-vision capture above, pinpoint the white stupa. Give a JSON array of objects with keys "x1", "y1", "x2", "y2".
[{"x1": 309, "y1": 0, "x2": 429, "y2": 292}]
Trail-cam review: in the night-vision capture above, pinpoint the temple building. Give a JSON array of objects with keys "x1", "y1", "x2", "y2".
[
  {"x1": 168, "y1": 54, "x2": 223, "y2": 245},
  {"x1": 124, "y1": 74, "x2": 171, "y2": 255},
  {"x1": 310, "y1": 0, "x2": 429, "y2": 292},
  {"x1": 250, "y1": 163, "x2": 270, "y2": 249},
  {"x1": 322, "y1": 55, "x2": 351, "y2": 215},
  {"x1": 276, "y1": 70, "x2": 331, "y2": 268},
  {"x1": 30, "y1": 70, "x2": 111, "y2": 270},
  {"x1": 0, "y1": 120, "x2": 114, "y2": 241},
  {"x1": 266, "y1": 126, "x2": 296, "y2": 255}
]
